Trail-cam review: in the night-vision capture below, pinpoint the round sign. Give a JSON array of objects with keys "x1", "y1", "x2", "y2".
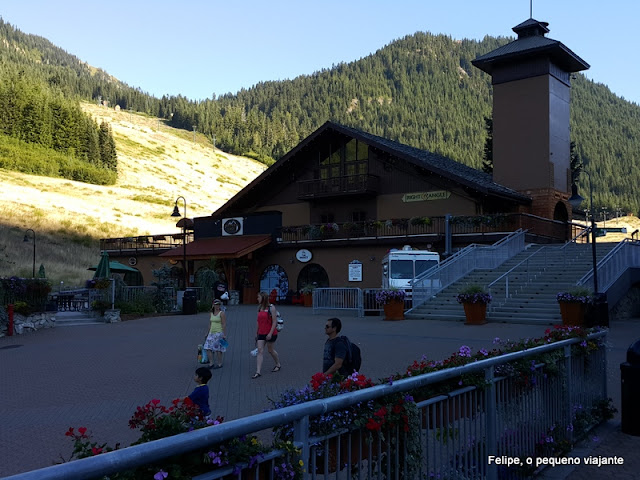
[
  {"x1": 223, "y1": 218, "x2": 242, "y2": 235},
  {"x1": 296, "y1": 249, "x2": 312, "y2": 263}
]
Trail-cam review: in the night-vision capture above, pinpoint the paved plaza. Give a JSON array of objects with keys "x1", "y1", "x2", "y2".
[{"x1": 0, "y1": 305, "x2": 638, "y2": 478}]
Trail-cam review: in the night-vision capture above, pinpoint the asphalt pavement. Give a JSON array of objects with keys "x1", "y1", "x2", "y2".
[{"x1": 0, "y1": 305, "x2": 638, "y2": 478}]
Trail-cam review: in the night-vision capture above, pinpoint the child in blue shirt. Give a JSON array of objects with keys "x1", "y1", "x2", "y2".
[{"x1": 188, "y1": 367, "x2": 212, "y2": 417}]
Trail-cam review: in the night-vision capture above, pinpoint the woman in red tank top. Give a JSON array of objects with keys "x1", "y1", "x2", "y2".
[{"x1": 252, "y1": 291, "x2": 282, "y2": 379}]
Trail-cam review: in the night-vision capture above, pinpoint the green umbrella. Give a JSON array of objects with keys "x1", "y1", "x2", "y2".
[{"x1": 93, "y1": 251, "x2": 111, "y2": 279}]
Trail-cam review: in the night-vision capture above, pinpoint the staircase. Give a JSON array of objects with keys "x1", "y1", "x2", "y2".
[
  {"x1": 405, "y1": 243, "x2": 618, "y2": 325},
  {"x1": 54, "y1": 311, "x2": 104, "y2": 326}
]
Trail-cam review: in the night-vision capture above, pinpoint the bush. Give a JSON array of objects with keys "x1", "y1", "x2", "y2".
[{"x1": 115, "y1": 296, "x2": 155, "y2": 315}]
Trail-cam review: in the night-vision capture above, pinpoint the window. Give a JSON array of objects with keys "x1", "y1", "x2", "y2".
[
  {"x1": 390, "y1": 260, "x2": 414, "y2": 279},
  {"x1": 351, "y1": 211, "x2": 366, "y2": 222},
  {"x1": 415, "y1": 259, "x2": 438, "y2": 276},
  {"x1": 319, "y1": 139, "x2": 369, "y2": 180},
  {"x1": 320, "y1": 213, "x2": 335, "y2": 223}
]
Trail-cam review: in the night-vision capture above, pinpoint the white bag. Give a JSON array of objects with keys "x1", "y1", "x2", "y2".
[
  {"x1": 250, "y1": 348, "x2": 258, "y2": 357},
  {"x1": 220, "y1": 291, "x2": 229, "y2": 301}
]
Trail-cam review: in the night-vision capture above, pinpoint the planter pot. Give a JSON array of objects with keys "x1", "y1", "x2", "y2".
[
  {"x1": 383, "y1": 300, "x2": 404, "y2": 321},
  {"x1": 462, "y1": 302, "x2": 487, "y2": 325},
  {"x1": 558, "y1": 301, "x2": 586, "y2": 326},
  {"x1": 303, "y1": 293, "x2": 313, "y2": 307}
]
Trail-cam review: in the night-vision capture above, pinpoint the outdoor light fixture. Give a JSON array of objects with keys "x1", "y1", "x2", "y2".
[
  {"x1": 568, "y1": 173, "x2": 598, "y2": 294},
  {"x1": 171, "y1": 196, "x2": 188, "y2": 289},
  {"x1": 23, "y1": 228, "x2": 36, "y2": 278}
]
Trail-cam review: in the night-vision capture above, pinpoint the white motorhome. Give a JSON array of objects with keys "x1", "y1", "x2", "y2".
[{"x1": 381, "y1": 246, "x2": 440, "y2": 295}]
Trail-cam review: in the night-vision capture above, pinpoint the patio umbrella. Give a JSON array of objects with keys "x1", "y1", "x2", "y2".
[{"x1": 93, "y1": 251, "x2": 111, "y2": 279}]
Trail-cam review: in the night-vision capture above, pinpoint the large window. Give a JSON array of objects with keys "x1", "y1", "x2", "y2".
[{"x1": 319, "y1": 139, "x2": 369, "y2": 180}]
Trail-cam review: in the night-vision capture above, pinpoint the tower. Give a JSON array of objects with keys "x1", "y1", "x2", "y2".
[{"x1": 472, "y1": 19, "x2": 589, "y2": 220}]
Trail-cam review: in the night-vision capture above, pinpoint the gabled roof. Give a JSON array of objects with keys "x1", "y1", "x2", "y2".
[
  {"x1": 473, "y1": 18, "x2": 589, "y2": 74},
  {"x1": 214, "y1": 121, "x2": 530, "y2": 217}
]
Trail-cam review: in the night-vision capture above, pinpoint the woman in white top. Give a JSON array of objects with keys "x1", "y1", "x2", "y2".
[{"x1": 203, "y1": 299, "x2": 227, "y2": 369}]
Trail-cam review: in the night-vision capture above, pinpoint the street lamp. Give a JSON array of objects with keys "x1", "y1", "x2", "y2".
[
  {"x1": 171, "y1": 196, "x2": 188, "y2": 289},
  {"x1": 568, "y1": 173, "x2": 598, "y2": 294},
  {"x1": 23, "y1": 229, "x2": 36, "y2": 278}
]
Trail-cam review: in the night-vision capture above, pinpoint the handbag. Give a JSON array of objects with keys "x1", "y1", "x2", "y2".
[
  {"x1": 220, "y1": 291, "x2": 229, "y2": 300},
  {"x1": 198, "y1": 344, "x2": 209, "y2": 364}
]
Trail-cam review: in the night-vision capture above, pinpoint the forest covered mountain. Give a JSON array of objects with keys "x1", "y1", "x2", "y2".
[{"x1": 1, "y1": 18, "x2": 639, "y2": 214}]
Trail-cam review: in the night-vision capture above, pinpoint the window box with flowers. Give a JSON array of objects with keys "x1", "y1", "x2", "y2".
[
  {"x1": 269, "y1": 371, "x2": 421, "y2": 477},
  {"x1": 456, "y1": 284, "x2": 492, "y2": 325},
  {"x1": 375, "y1": 289, "x2": 406, "y2": 321},
  {"x1": 61, "y1": 398, "x2": 304, "y2": 480},
  {"x1": 556, "y1": 288, "x2": 591, "y2": 326}
]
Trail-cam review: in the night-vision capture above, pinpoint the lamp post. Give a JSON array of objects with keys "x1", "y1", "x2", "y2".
[
  {"x1": 171, "y1": 196, "x2": 188, "y2": 289},
  {"x1": 23, "y1": 229, "x2": 36, "y2": 278},
  {"x1": 569, "y1": 172, "x2": 598, "y2": 294}
]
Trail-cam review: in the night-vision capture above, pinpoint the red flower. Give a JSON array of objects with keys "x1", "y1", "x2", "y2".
[
  {"x1": 91, "y1": 447, "x2": 103, "y2": 455},
  {"x1": 151, "y1": 399, "x2": 161, "y2": 406},
  {"x1": 78, "y1": 427, "x2": 87, "y2": 437},
  {"x1": 65, "y1": 427, "x2": 74, "y2": 437}
]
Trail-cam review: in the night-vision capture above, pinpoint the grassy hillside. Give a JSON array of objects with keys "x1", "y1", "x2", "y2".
[{"x1": 0, "y1": 103, "x2": 266, "y2": 286}]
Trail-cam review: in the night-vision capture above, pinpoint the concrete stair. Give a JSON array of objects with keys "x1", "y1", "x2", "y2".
[
  {"x1": 405, "y1": 243, "x2": 618, "y2": 325},
  {"x1": 54, "y1": 311, "x2": 104, "y2": 326}
]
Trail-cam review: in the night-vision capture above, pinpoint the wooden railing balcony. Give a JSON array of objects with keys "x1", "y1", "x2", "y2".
[
  {"x1": 277, "y1": 214, "x2": 570, "y2": 243},
  {"x1": 99, "y1": 232, "x2": 194, "y2": 254},
  {"x1": 297, "y1": 174, "x2": 380, "y2": 199}
]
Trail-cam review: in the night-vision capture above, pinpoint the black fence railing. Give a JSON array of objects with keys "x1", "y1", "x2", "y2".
[
  {"x1": 278, "y1": 213, "x2": 570, "y2": 243},
  {"x1": 99, "y1": 232, "x2": 194, "y2": 253}
]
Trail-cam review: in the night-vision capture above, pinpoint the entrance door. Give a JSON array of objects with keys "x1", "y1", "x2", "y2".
[
  {"x1": 259, "y1": 265, "x2": 289, "y2": 301},
  {"x1": 297, "y1": 263, "x2": 329, "y2": 291}
]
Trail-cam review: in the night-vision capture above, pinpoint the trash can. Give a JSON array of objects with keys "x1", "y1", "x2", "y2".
[
  {"x1": 182, "y1": 289, "x2": 198, "y2": 315},
  {"x1": 621, "y1": 339, "x2": 640, "y2": 436},
  {"x1": 585, "y1": 292, "x2": 609, "y2": 327}
]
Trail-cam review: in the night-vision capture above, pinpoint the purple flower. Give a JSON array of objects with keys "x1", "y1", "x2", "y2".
[
  {"x1": 493, "y1": 337, "x2": 501, "y2": 345},
  {"x1": 479, "y1": 348, "x2": 488, "y2": 356},
  {"x1": 566, "y1": 423, "x2": 574, "y2": 432},
  {"x1": 154, "y1": 471, "x2": 168, "y2": 480},
  {"x1": 581, "y1": 340, "x2": 587, "y2": 347},
  {"x1": 459, "y1": 345, "x2": 472, "y2": 357}
]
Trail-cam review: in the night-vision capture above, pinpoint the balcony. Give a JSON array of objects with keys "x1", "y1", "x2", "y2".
[
  {"x1": 99, "y1": 232, "x2": 194, "y2": 254},
  {"x1": 277, "y1": 214, "x2": 570, "y2": 244},
  {"x1": 297, "y1": 174, "x2": 380, "y2": 200}
]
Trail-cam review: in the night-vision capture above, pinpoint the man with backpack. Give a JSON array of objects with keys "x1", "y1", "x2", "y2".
[{"x1": 322, "y1": 317, "x2": 361, "y2": 376}]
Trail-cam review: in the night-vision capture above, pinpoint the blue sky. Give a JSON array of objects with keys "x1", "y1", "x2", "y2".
[{"x1": 1, "y1": 1, "x2": 638, "y2": 104}]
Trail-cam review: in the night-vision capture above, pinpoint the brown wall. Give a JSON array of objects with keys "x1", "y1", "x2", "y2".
[
  {"x1": 493, "y1": 74, "x2": 570, "y2": 194},
  {"x1": 255, "y1": 244, "x2": 427, "y2": 290}
]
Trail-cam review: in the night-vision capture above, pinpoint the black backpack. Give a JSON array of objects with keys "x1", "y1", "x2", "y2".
[{"x1": 341, "y1": 336, "x2": 362, "y2": 373}]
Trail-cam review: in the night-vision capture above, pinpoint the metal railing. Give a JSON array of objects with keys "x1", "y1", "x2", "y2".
[
  {"x1": 5, "y1": 331, "x2": 607, "y2": 480},
  {"x1": 577, "y1": 238, "x2": 640, "y2": 292},
  {"x1": 409, "y1": 230, "x2": 526, "y2": 310},
  {"x1": 312, "y1": 288, "x2": 364, "y2": 316}
]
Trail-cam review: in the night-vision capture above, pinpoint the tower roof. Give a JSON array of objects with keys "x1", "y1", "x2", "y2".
[{"x1": 472, "y1": 18, "x2": 589, "y2": 75}]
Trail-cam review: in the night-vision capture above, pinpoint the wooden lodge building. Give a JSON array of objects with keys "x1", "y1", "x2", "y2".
[{"x1": 101, "y1": 17, "x2": 589, "y2": 302}]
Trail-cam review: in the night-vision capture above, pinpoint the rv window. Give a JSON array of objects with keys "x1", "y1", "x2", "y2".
[
  {"x1": 390, "y1": 260, "x2": 413, "y2": 279},
  {"x1": 415, "y1": 260, "x2": 438, "y2": 275}
]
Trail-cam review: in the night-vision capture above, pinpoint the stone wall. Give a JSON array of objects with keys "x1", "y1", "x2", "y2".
[{"x1": 0, "y1": 310, "x2": 56, "y2": 337}]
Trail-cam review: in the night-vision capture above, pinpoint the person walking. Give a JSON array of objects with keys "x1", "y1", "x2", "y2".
[
  {"x1": 203, "y1": 299, "x2": 227, "y2": 369},
  {"x1": 252, "y1": 291, "x2": 281, "y2": 379},
  {"x1": 323, "y1": 317, "x2": 349, "y2": 376}
]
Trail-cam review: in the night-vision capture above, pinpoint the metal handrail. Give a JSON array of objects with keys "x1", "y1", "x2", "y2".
[
  {"x1": 563, "y1": 224, "x2": 591, "y2": 248},
  {"x1": 487, "y1": 246, "x2": 549, "y2": 301},
  {"x1": 4, "y1": 330, "x2": 607, "y2": 480},
  {"x1": 577, "y1": 238, "x2": 640, "y2": 291},
  {"x1": 409, "y1": 229, "x2": 526, "y2": 310}
]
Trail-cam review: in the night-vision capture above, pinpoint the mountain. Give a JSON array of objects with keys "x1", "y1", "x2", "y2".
[
  {"x1": 0, "y1": 103, "x2": 266, "y2": 284},
  {"x1": 1, "y1": 18, "x2": 640, "y2": 215}
]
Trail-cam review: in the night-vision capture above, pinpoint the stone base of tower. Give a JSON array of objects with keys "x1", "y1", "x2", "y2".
[{"x1": 520, "y1": 188, "x2": 573, "y2": 221}]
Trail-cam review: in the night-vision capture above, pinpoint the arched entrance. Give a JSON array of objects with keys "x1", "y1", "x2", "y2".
[
  {"x1": 297, "y1": 263, "x2": 329, "y2": 291},
  {"x1": 554, "y1": 201, "x2": 569, "y2": 222},
  {"x1": 259, "y1": 265, "x2": 289, "y2": 301}
]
